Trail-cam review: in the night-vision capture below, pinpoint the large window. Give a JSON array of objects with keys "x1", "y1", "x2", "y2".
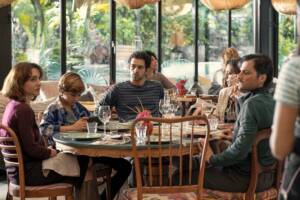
[
  {"x1": 115, "y1": 3, "x2": 156, "y2": 83},
  {"x1": 197, "y1": 3, "x2": 228, "y2": 91},
  {"x1": 161, "y1": 0, "x2": 194, "y2": 88},
  {"x1": 12, "y1": 0, "x2": 60, "y2": 80},
  {"x1": 231, "y1": 1, "x2": 254, "y2": 55},
  {"x1": 66, "y1": 0, "x2": 110, "y2": 86},
  {"x1": 196, "y1": 2, "x2": 253, "y2": 92},
  {"x1": 278, "y1": 14, "x2": 297, "y2": 69},
  {"x1": 10, "y1": 1, "x2": 284, "y2": 88}
]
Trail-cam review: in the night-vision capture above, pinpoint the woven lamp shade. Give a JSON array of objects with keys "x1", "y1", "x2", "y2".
[
  {"x1": 0, "y1": 0, "x2": 14, "y2": 8},
  {"x1": 115, "y1": 0, "x2": 159, "y2": 9},
  {"x1": 272, "y1": 0, "x2": 296, "y2": 15},
  {"x1": 200, "y1": 0, "x2": 249, "y2": 11}
]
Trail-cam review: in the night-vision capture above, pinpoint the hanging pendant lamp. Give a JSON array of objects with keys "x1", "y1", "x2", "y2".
[
  {"x1": 115, "y1": 0, "x2": 159, "y2": 9},
  {"x1": 200, "y1": 0, "x2": 249, "y2": 11},
  {"x1": 272, "y1": 0, "x2": 296, "y2": 15},
  {"x1": 0, "y1": 0, "x2": 14, "y2": 8}
]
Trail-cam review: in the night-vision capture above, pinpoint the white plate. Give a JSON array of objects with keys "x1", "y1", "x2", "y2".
[
  {"x1": 62, "y1": 133, "x2": 101, "y2": 141},
  {"x1": 98, "y1": 121, "x2": 132, "y2": 131}
]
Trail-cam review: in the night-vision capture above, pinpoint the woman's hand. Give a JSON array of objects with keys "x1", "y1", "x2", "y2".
[
  {"x1": 230, "y1": 84, "x2": 239, "y2": 99},
  {"x1": 49, "y1": 148, "x2": 57, "y2": 157},
  {"x1": 227, "y1": 74, "x2": 238, "y2": 87}
]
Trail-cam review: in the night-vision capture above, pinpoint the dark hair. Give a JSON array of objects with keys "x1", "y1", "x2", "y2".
[
  {"x1": 1, "y1": 62, "x2": 43, "y2": 102},
  {"x1": 240, "y1": 54, "x2": 274, "y2": 87},
  {"x1": 144, "y1": 50, "x2": 157, "y2": 60},
  {"x1": 128, "y1": 51, "x2": 151, "y2": 69},
  {"x1": 225, "y1": 58, "x2": 241, "y2": 74}
]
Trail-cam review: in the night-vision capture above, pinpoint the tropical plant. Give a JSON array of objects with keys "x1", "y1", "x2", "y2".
[{"x1": 278, "y1": 14, "x2": 297, "y2": 69}]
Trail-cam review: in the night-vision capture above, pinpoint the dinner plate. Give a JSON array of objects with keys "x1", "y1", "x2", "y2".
[
  {"x1": 94, "y1": 135, "x2": 131, "y2": 145},
  {"x1": 121, "y1": 136, "x2": 131, "y2": 144},
  {"x1": 109, "y1": 134, "x2": 123, "y2": 140},
  {"x1": 62, "y1": 133, "x2": 101, "y2": 141}
]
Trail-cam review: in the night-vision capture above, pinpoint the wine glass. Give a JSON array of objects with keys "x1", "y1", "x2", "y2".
[
  {"x1": 98, "y1": 105, "x2": 111, "y2": 135},
  {"x1": 170, "y1": 99, "x2": 180, "y2": 116},
  {"x1": 159, "y1": 99, "x2": 166, "y2": 117},
  {"x1": 202, "y1": 100, "x2": 214, "y2": 118}
]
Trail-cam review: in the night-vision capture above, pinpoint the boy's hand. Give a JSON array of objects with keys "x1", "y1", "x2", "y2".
[{"x1": 72, "y1": 118, "x2": 88, "y2": 130}]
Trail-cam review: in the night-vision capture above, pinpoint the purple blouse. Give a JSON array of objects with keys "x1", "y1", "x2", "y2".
[{"x1": 1, "y1": 100, "x2": 50, "y2": 161}]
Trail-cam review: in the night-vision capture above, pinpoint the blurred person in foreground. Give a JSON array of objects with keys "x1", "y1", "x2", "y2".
[{"x1": 270, "y1": 3, "x2": 300, "y2": 199}]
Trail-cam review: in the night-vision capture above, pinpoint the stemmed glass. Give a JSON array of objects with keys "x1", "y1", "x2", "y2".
[
  {"x1": 170, "y1": 99, "x2": 180, "y2": 116},
  {"x1": 98, "y1": 105, "x2": 111, "y2": 135},
  {"x1": 202, "y1": 100, "x2": 214, "y2": 118},
  {"x1": 159, "y1": 99, "x2": 172, "y2": 118},
  {"x1": 159, "y1": 99, "x2": 166, "y2": 117}
]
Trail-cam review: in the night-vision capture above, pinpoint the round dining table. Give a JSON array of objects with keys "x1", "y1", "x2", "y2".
[{"x1": 53, "y1": 133, "x2": 200, "y2": 158}]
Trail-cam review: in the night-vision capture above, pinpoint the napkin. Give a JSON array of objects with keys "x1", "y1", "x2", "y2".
[{"x1": 42, "y1": 152, "x2": 80, "y2": 177}]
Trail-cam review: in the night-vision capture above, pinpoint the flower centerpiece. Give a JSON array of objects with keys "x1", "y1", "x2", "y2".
[
  {"x1": 136, "y1": 110, "x2": 153, "y2": 135},
  {"x1": 176, "y1": 79, "x2": 188, "y2": 96},
  {"x1": 126, "y1": 97, "x2": 153, "y2": 135}
]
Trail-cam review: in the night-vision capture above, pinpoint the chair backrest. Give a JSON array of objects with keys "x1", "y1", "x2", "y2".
[
  {"x1": 246, "y1": 128, "x2": 283, "y2": 198},
  {"x1": 130, "y1": 115, "x2": 210, "y2": 200},
  {"x1": 0, "y1": 124, "x2": 26, "y2": 199}
]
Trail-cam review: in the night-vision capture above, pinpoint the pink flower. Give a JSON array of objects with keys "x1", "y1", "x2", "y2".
[
  {"x1": 136, "y1": 110, "x2": 152, "y2": 127},
  {"x1": 176, "y1": 79, "x2": 188, "y2": 96},
  {"x1": 136, "y1": 109, "x2": 153, "y2": 135},
  {"x1": 136, "y1": 110, "x2": 152, "y2": 119}
]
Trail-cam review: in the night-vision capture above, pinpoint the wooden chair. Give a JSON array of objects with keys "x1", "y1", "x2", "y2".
[
  {"x1": 121, "y1": 115, "x2": 211, "y2": 200},
  {"x1": 0, "y1": 124, "x2": 74, "y2": 200},
  {"x1": 203, "y1": 128, "x2": 283, "y2": 200}
]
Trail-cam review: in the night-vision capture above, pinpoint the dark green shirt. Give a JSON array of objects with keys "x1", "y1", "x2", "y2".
[{"x1": 209, "y1": 88, "x2": 275, "y2": 175}]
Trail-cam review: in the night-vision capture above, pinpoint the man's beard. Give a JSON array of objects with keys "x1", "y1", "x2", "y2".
[{"x1": 132, "y1": 74, "x2": 144, "y2": 81}]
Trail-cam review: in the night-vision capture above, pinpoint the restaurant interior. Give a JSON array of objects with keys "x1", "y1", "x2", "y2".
[{"x1": 0, "y1": 0, "x2": 298, "y2": 199}]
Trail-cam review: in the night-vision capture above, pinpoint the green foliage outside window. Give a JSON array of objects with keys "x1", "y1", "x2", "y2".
[
  {"x1": 11, "y1": 0, "x2": 295, "y2": 82},
  {"x1": 278, "y1": 14, "x2": 297, "y2": 70}
]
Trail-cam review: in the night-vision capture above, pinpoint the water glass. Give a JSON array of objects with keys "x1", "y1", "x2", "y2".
[
  {"x1": 159, "y1": 99, "x2": 166, "y2": 117},
  {"x1": 190, "y1": 88, "x2": 197, "y2": 96},
  {"x1": 135, "y1": 125, "x2": 147, "y2": 145},
  {"x1": 86, "y1": 122, "x2": 98, "y2": 134},
  {"x1": 208, "y1": 117, "x2": 219, "y2": 131},
  {"x1": 202, "y1": 100, "x2": 213, "y2": 117}
]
